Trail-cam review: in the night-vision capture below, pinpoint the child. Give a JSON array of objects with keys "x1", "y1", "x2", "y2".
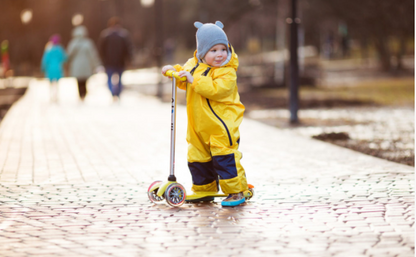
[
  {"x1": 161, "y1": 21, "x2": 248, "y2": 207},
  {"x1": 1, "y1": 40, "x2": 10, "y2": 78},
  {"x1": 41, "y1": 34, "x2": 67, "y2": 102}
]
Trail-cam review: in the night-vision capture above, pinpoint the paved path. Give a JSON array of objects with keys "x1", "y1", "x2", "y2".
[{"x1": 0, "y1": 74, "x2": 414, "y2": 256}]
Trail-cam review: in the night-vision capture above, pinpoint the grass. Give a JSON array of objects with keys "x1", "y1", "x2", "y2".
[{"x1": 306, "y1": 78, "x2": 414, "y2": 106}]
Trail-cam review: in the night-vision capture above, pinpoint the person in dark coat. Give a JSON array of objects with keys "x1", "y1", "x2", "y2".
[{"x1": 98, "y1": 17, "x2": 133, "y2": 102}]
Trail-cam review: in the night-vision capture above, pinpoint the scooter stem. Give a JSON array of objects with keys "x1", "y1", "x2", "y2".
[{"x1": 168, "y1": 76, "x2": 177, "y2": 182}]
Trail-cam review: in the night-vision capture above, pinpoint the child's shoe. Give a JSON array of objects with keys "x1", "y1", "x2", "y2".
[{"x1": 221, "y1": 192, "x2": 245, "y2": 207}]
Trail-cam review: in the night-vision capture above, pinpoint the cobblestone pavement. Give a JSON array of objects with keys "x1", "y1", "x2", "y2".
[{"x1": 0, "y1": 76, "x2": 414, "y2": 256}]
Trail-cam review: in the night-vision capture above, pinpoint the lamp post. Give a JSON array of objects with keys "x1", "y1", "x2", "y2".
[
  {"x1": 20, "y1": 9, "x2": 33, "y2": 25},
  {"x1": 289, "y1": 0, "x2": 299, "y2": 124},
  {"x1": 21, "y1": 9, "x2": 33, "y2": 76},
  {"x1": 72, "y1": 13, "x2": 84, "y2": 27},
  {"x1": 141, "y1": 0, "x2": 154, "y2": 7},
  {"x1": 141, "y1": 0, "x2": 163, "y2": 99},
  {"x1": 154, "y1": 0, "x2": 163, "y2": 99}
]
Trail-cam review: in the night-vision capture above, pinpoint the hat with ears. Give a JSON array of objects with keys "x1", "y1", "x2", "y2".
[{"x1": 194, "y1": 21, "x2": 229, "y2": 61}]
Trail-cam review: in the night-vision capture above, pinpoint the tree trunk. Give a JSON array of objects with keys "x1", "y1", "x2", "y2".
[
  {"x1": 374, "y1": 34, "x2": 391, "y2": 71},
  {"x1": 396, "y1": 36, "x2": 406, "y2": 70}
]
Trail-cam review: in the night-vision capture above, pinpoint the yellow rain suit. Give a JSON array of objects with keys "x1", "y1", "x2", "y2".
[{"x1": 173, "y1": 45, "x2": 248, "y2": 194}]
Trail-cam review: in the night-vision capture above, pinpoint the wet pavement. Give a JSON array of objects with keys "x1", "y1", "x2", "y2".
[
  {"x1": 0, "y1": 74, "x2": 414, "y2": 256},
  {"x1": 247, "y1": 107, "x2": 415, "y2": 166}
]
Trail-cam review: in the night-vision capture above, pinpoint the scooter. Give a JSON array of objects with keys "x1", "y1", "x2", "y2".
[{"x1": 147, "y1": 70, "x2": 254, "y2": 207}]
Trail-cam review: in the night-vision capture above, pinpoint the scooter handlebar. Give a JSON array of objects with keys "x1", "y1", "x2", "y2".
[{"x1": 165, "y1": 70, "x2": 187, "y2": 82}]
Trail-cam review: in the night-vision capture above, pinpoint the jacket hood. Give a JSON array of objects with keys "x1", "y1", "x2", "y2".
[
  {"x1": 193, "y1": 44, "x2": 238, "y2": 70},
  {"x1": 72, "y1": 26, "x2": 88, "y2": 38}
]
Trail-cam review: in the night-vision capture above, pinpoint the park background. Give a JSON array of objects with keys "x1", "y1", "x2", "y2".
[{"x1": 0, "y1": 0, "x2": 414, "y2": 166}]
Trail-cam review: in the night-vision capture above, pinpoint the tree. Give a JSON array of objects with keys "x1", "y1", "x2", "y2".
[{"x1": 305, "y1": 0, "x2": 414, "y2": 71}]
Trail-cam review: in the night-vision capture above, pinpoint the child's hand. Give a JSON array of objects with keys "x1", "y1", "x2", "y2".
[
  {"x1": 162, "y1": 65, "x2": 176, "y2": 76},
  {"x1": 178, "y1": 71, "x2": 194, "y2": 83}
]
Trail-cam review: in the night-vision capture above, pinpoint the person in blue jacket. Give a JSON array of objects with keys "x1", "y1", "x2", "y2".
[{"x1": 41, "y1": 34, "x2": 67, "y2": 102}]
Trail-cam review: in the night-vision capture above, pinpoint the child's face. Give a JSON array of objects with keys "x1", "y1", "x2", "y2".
[{"x1": 203, "y1": 44, "x2": 228, "y2": 67}]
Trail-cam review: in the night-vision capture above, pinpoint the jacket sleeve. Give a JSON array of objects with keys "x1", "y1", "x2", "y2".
[
  {"x1": 60, "y1": 47, "x2": 68, "y2": 63},
  {"x1": 41, "y1": 51, "x2": 48, "y2": 73},
  {"x1": 191, "y1": 67, "x2": 236, "y2": 101},
  {"x1": 124, "y1": 33, "x2": 134, "y2": 63},
  {"x1": 66, "y1": 41, "x2": 75, "y2": 62},
  {"x1": 98, "y1": 33, "x2": 105, "y2": 61},
  {"x1": 172, "y1": 64, "x2": 186, "y2": 90},
  {"x1": 173, "y1": 57, "x2": 195, "y2": 91},
  {"x1": 88, "y1": 40, "x2": 102, "y2": 68}
]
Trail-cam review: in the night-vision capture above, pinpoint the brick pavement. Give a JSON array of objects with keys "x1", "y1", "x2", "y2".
[{"x1": 0, "y1": 76, "x2": 414, "y2": 256}]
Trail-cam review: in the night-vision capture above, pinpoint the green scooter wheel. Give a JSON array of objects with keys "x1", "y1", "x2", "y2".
[{"x1": 147, "y1": 180, "x2": 164, "y2": 203}]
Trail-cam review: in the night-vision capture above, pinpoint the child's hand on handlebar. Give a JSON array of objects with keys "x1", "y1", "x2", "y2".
[
  {"x1": 161, "y1": 65, "x2": 192, "y2": 82},
  {"x1": 178, "y1": 71, "x2": 194, "y2": 83},
  {"x1": 162, "y1": 65, "x2": 176, "y2": 76}
]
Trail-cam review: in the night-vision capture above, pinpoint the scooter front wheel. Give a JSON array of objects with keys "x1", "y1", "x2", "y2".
[
  {"x1": 148, "y1": 180, "x2": 165, "y2": 203},
  {"x1": 165, "y1": 183, "x2": 186, "y2": 207}
]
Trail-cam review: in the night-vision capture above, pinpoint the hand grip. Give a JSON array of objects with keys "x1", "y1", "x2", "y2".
[{"x1": 165, "y1": 70, "x2": 187, "y2": 81}]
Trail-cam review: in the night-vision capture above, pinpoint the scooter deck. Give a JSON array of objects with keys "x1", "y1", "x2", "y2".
[
  {"x1": 149, "y1": 180, "x2": 254, "y2": 204},
  {"x1": 185, "y1": 191, "x2": 227, "y2": 201},
  {"x1": 186, "y1": 186, "x2": 254, "y2": 201}
]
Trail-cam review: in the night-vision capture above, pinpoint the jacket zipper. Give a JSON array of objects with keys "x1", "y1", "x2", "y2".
[
  {"x1": 191, "y1": 65, "x2": 232, "y2": 146},
  {"x1": 206, "y1": 99, "x2": 233, "y2": 147}
]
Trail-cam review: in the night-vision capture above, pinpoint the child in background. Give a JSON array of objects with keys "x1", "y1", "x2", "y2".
[
  {"x1": 41, "y1": 34, "x2": 67, "y2": 102},
  {"x1": 1, "y1": 40, "x2": 10, "y2": 78},
  {"x1": 161, "y1": 21, "x2": 248, "y2": 207}
]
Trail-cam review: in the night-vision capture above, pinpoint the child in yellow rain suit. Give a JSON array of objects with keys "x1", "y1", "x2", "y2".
[{"x1": 162, "y1": 21, "x2": 248, "y2": 207}]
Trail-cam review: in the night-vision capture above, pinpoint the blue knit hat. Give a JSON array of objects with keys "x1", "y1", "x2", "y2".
[{"x1": 194, "y1": 21, "x2": 229, "y2": 61}]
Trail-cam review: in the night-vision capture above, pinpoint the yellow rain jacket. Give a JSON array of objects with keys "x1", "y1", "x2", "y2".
[{"x1": 173, "y1": 45, "x2": 248, "y2": 194}]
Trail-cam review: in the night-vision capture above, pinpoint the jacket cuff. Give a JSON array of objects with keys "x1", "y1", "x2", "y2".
[{"x1": 173, "y1": 64, "x2": 183, "y2": 72}]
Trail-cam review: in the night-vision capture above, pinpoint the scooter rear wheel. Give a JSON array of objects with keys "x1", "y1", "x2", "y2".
[
  {"x1": 165, "y1": 183, "x2": 186, "y2": 207},
  {"x1": 147, "y1": 180, "x2": 165, "y2": 203},
  {"x1": 244, "y1": 184, "x2": 255, "y2": 200},
  {"x1": 246, "y1": 187, "x2": 254, "y2": 200}
]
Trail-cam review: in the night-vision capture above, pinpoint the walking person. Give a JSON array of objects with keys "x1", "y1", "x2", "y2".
[
  {"x1": 67, "y1": 25, "x2": 101, "y2": 101},
  {"x1": 41, "y1": 34, "x2": 67, "y2": 102},
  {"x1": 98, "y1": 17, "x2": 133, "y2": 102}
]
